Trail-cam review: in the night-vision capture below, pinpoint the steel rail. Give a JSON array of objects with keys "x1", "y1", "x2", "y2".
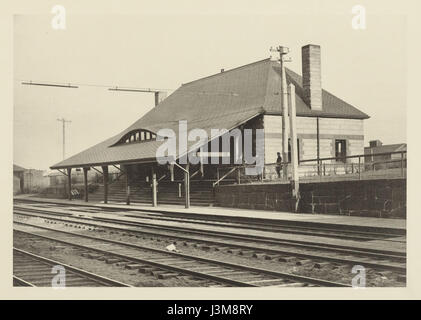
[
  {"x1": 13, "y1": 275, "x2": 35, "y2": 287},
  {"x1": 13, "y1": 203, "x2": 406, "y2": 250},
  {"x1": 14, "y1": 198, "x2": 404, "y2": 239},
  {"x1": 13, "y1": 210, "x2": 406, "y2": 274},
  {"x1": 14, "y1": 222, "x2": 350, "y2": 287},
  {"x1": 14, "y1": 207, "x2": 406, "y2": 258},
  {"x1": 13, "y1": 247, "x2": 132, "y2": 287}
]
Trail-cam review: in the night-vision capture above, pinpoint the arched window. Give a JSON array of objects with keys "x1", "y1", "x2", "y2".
[{"x1": 113, "y1": 129, "x2": 157, "y2": 146}]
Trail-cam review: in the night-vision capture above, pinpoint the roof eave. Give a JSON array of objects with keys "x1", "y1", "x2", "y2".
[
  {"x1": 263, "y1": 110, "x2": 369, "y2": 120},
  {"x1": 50, "y1": 157, "x2": 158, "y2": 170}
]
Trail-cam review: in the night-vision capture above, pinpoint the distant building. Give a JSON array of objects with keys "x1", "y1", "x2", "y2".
[
  {"x1": 13, "y1": 164, "x2": 25, "y2": 194},
  {"x1": 364, "y1": 140, "x2": 406, "y2": 167},
  {"x1": 13, "y1": 164, "x2": 49, "y2": 194},
  {"x1": 47, "y1": 167, "x2": 117, "y2": 186}
]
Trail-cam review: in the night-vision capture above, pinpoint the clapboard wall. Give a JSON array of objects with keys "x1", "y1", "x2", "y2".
[{"x1": 264, "y1": 115, "x2": 364, "y2": 164}]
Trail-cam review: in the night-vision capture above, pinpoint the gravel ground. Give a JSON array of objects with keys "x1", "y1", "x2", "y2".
[
  {"x1": 13, "y1": 215, "x2": 405, "y2": 287},
  {"x1": 13, "y1": 231, "x2": 218, "y2": 287},
  {"x1": 14, "y1": 202, "x2": 406, "y2": 253}
]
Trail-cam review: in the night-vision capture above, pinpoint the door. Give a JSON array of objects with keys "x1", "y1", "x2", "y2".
[{"x1": 335, "y1": 139, "x2": 347, "y2": 163}]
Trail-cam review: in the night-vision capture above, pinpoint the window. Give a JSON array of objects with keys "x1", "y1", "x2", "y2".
[
  {"x1": 113, "y1": 129, "x2": 157, "y2": 146},
  {"x1": 288, "y1": 138, "x2": 300, "y2": 163},
  {"x1": 335, "y1": 139, "x2": 347, "y2": 163}
]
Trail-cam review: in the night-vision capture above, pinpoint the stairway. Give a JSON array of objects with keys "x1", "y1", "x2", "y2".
[
  {"x1": 89, "y1": 177, "x2": 215, "y2": 206},
  {"x1": 156, "y1": 180, "x2": 215, "y2": 206}
]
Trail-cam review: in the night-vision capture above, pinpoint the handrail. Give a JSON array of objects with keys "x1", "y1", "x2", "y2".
[
  {"x1": 368, "y1": 158, "x2": 406, "y2": 166},
  {"x1": 157, "y1": 173, "x2": 167, "y2": 183},
  {"x1": 260, "y1": 150, "x2": 406, "y2": 166},
  {"x1": 190, "y1": 169, "x2": 202, "y2": 180},
  {"x1": 213, "y1": 167, "x2": 237, "y2": 187},
  {"x1": 213, "y1": 150, "x2": 407, "y2": 185},
  {"x1": 116, "y1": 171, "x2": 126, "y2": 181},
  {"x1": 299, "y1": 150, "x2": 406, "y2": 164}
]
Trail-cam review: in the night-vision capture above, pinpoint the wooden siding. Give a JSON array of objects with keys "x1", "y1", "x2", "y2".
[{"x1": 264, "y1": 115, "x2": 364, "y2": 164}]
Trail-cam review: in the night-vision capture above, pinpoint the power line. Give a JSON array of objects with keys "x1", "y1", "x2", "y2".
[
  {"x1": 17, "y1": 79, "x2": 244, "y2": 97},
  {"x1": 109, "y1": 87, "x2": 163, "y2": 93},
  {"x1": 22, "y1": 81, "x2": 78, "y2": 88},
  {"x1": 16, "y1": 78, "x2": 173, "y2": 92}
]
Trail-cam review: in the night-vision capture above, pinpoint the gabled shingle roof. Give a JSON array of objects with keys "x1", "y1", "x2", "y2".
[
  {"x1": 365, "y1": 143, "x2": 406, "y2": 154},
  {"x1": 51, "y1": 59, "x2": 369, "y2": 169},
  {"x1": 282, "y1": 68, "x2": 369, "y2": 119}
]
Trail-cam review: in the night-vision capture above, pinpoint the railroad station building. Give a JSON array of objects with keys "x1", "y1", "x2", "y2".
[{"x1": 50, "y1": 44, "x2": 369, "y2": 206}]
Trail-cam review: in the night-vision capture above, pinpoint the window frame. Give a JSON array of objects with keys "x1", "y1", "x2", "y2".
[
  {"x1": 113, "y1": 129, "x2": 157, "y2": 146},
  {"x1": 335, "y1": 139, "x2": 347, "y2": 163}
]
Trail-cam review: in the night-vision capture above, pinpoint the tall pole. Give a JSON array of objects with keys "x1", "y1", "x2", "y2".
[
  {"x1": 57, "y1": 118, "x2": 71, "y2": 159},
  {"x1": 288, "y1": 83, "x2": 299, "y2": 211},
  {"x1": 63, "y1": 121, "x2": 65, "y2": 159},
  {"x1": 277, "y1": 46, "x2": 291, "y2": 178},
  {"x1": 316, "y1": 117, "x2": 320, "y2": 175}
]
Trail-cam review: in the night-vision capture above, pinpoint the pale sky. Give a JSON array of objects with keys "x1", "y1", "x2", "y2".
[{"x1": 14, "y1": 13, "x2": 406, "y2": 170}]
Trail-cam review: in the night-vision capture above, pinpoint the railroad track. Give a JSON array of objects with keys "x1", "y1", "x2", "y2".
[
  {"x1": 14, "y1": 199, "x2": 405, "y2": 242},
  {"x1": 13, "y1": 222, "x2": 350, "y2": 287},
  {"x1": 14, "y1": 204, "x2": 406, "y2": 255},
  {"x1": 13, "y1": 207, "x2": 406, "y2": 275},
  {"x1": 13, "y1": 247, "x2": 131, "y2": 287}
]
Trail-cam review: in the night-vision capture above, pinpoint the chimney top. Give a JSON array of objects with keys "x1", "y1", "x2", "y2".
[
  {"x1": 301, "y1": 44, "x2": 322, "y2": 111},
  {"x1": 369, "y1": 140, "x2": 383, "y2": 148},
  {"x1": 302, "y1": 44, "x2": 320, "y2": 49}
]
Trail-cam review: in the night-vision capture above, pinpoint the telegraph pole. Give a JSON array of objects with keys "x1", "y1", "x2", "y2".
[
  {"x1": 57, "y1": 118, "x2": 71, "y2": 159},
  {"x1": 280, "y1": 47, "x2": 291, "y2": 179},
  {"x1": 288, "y1": 83, "x2": 300, "y2": 211},
  {"x1": 271, "y1": 46, "x2": 291, "y2": 178}
]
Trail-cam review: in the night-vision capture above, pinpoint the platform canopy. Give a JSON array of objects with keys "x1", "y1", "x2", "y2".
[{"x1": 50, "y1": 58, "x2": 369, "y2": 170}]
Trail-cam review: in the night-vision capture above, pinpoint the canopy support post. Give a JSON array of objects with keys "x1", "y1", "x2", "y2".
[
  {"x1": 83, "y1": 167, "x2": 89, "y2": 202},
  {"x1": 67, "y1": 168, "x2": 72, "y2": 200},
  {"x1": 184, "y1": 163, "x2": 190, "y2": 208},
  {"x1": 152, "y1": 171, "x2": 157, "y2": 207},
  {"x1": 102, "y1": 165, "x2": 108, "y2": 204},
  {"x1": 125, "y1": 165, "x2": 130, "y2": 205}
]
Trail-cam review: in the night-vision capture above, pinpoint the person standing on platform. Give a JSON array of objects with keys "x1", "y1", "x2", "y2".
[{"x1": 276, "y1": 152, "x2": 283, "y2": 179}]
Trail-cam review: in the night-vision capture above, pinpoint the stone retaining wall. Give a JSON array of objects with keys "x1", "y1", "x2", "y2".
[{"x1": 214, "y1": 179, "x2": 406, "y2": 218}]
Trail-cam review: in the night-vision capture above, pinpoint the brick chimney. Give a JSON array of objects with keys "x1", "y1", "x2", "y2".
[
  {"x1": 369, "y1": 140, "x2": 383, "y2": 148},
  {"x1": 154, "y1": 91, "x2": 167, "y2": 107},
  {"x1": 302, "y1": 44, "x2": 322, "y2": 110}
]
